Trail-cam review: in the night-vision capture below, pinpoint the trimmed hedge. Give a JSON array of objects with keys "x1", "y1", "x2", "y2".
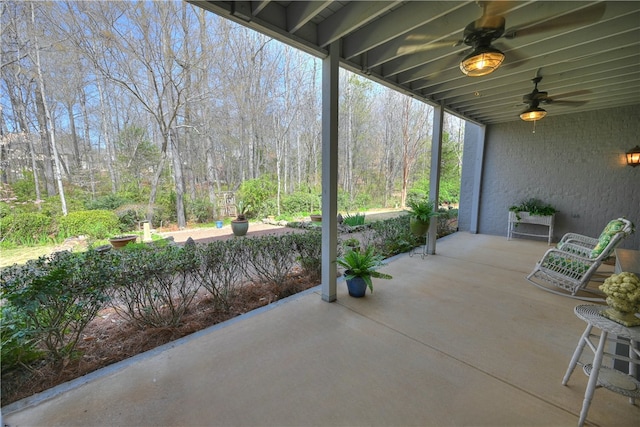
[
  {"x1": 0, "y1": 212, "x2": 53, "y2": 245},
  {"x1": 57, "y1": 210, "x2": 121, "y2": 239}
]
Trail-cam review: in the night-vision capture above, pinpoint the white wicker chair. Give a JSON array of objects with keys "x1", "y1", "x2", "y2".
[{"x1": 526, "y1": 218, "x2": 635, "y2": 301}]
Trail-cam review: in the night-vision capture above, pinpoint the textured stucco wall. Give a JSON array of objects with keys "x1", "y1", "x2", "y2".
[{"x1": 459, "y1": 104, "x2": 639, "y2": 249}]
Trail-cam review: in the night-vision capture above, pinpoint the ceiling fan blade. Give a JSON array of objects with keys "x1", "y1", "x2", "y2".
[
  {"x1": 471, "y1": 1, "x2": 516, "y2": 30},
  {"x1": 396, "y1": 37, "x2": 460, "y2": 56},
  {"x1": 505, "y1": 3, "x2": 606, "y2": 39},
  {"x1": 493, "y1": 42, "x2": 529, "y2": 69},
  {"x1": 548, "y1": 89, "x2": 592, "y2": 99},
  {"x1": 545, "y1": 99, "x2": 589, "y2": 107},
  {"x1": 480, "y1": 1, "x2": 516, "y2": 20}
]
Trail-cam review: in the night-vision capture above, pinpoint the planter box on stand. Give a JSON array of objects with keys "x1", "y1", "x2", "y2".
[{"x1": 507, "y1": 211, "x2": 555, "y2": 245}]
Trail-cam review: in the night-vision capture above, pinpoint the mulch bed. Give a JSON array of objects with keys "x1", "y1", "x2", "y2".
[{"x1": 1, "y1": 273, "x2": 318, "y2": 407}]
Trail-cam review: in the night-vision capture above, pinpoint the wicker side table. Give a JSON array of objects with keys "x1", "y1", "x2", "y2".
[{"x1": 562, "y1": 304, "x2": 640, "y2": 427}]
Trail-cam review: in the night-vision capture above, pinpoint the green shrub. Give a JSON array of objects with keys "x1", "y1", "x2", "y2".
[
  {"x1": 0, "y1": 250, "x2": 115, "y2": 361},
  {"x1": 10, "y1": 173, "x2": 37, "y2": 200},
  {"x1": 84, "y1": 193, "x2": 132, "y2": 210},
  {"x1": 0, "y1": 202, "x2": 11, "y2": 219},
  {"x1": 110, "y1": 244, "x2": 200, "y2": 328},
  {"x1": 245, "y1": 234, "x2": 298, "y2": 295},
  {"x1": 336, "y1": 189, "x2": 351, "y2": 212},
  {"x1": 113, "y1": 203, "x2": 150, "y2": 230},
  {"x1": 369, "y1": 215, "x2": 419, "y2": 257},
  {"x1": 353, "y1": 193, "x2": 372, "y2": 211},
  {"x1": 187, "y1": 198, "x2": 213, "y2": 223},
  {"x1": 39, "y1": 195, "x2": 85, "y2": 218},
  {"x1": 0, "y1": 212, "x2": 53, "y2": 245},
  {"x1": 156, "y1": 192, "x2": 177, "y2": 224},
  {"x1": 1, "y1": 305, "x2": 44, "y2": 373},
  {"x1": 281, "y1": 190, "x2": 320, "y2": 214},
  {"x1": 115, "y1": 207, "x2": 139, "y2": 230},
  {"x1": 292, "y1": 230, "x2": 322, "y2": 282},
  {"x1": 260, "y1": 198, "x2": 278, "y2": 217},
  {"x1": 57, "y1": 210, "x2": 121, "y2": 239},
  {"x1": 238, "y1": 177, "x2": 277, "y2": 217},
  {"x1": 437, "y1": 208, "x2": 458, "y2": 238},
  {"x1": 194, "y1": 239, "x2": 247, "y2": 311}
]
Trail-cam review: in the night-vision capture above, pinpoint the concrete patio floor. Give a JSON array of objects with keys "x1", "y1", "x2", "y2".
[{"x1": 3, "y1": 232, "x2": 639, "y2": 426}]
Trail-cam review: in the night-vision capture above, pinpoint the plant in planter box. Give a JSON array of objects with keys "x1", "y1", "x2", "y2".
[
  {"x1": 336, "y1": 247, "x2": 392, "y2": 297},
  {"x1": 406, "y1": 197, "x2": 439, "y2": 237},
  {"x1": 231, "y1": 201, "x2": 251, "y2": 236},
  {"x1": 509, "y1": 198, "x2": 557, "y2": 221}
]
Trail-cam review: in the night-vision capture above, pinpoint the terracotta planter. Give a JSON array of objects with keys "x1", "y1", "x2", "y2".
[
  {"x1": 109, "y1": 235, "x2": 138, "y2": 249},
  {"x1": 231, "y1": 219, "x2": 249, "y2": 236}
]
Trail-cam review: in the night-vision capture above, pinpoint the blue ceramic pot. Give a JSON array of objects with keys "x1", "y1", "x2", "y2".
[{"x1": 345, "y1": 272, "x2": 368, "y2": 298}]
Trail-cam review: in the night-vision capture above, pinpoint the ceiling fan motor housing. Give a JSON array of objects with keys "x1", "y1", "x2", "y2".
[{"x1": 463, "y1": 18, "x2": 505, "y2": 48}]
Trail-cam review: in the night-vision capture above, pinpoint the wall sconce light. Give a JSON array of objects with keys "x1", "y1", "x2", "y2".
[
  {"x1": 460, "y1": 45, "x2": 505, "y2": 77},
  {"x1": 626, "y1": 145, "x2": 640, "y2": 167}
]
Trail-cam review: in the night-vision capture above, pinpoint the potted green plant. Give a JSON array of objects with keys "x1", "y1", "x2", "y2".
[
  {"x1": 509, "y1": 198, "x2": 557, "y2": 221},
  {"x1": 231, "y1": 201, "x2": 250, "y2": 237},
  {"x1": 406, "y1": 197, "x2": 439, "y2": 237},
  {"x1": 336, "y1": 247, "x2": 392, "y2": 297},
  {"x1": 507, "y1": 198, "x2": 557, "y2": 244}
]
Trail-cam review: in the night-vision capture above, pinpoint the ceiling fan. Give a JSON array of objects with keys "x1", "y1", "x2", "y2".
[
  {"x1": 519, "y1": 75, "x2": 589, "y2": 122},
  {"x1": 458, "y1": 2, "x2": 508, "y2": 76},
  {"x1": 457, "y1": 1, "x2": 606, "y2": 77}
]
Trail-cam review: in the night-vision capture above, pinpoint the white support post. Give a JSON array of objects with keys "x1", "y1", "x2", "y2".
[
  {"x1": 427, "y1": 103, "x2": 444, "y2": 255},
  {"x1": 321, "y1": 41, "x2": 339, "y2": 302}
]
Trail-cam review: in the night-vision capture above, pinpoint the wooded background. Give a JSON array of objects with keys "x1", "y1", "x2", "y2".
[{"x1": 1, "y1": 1, "x2": 464, "y2": 228}]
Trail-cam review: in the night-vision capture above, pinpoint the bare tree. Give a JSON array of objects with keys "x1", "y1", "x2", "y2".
[
  {"x1": 29, "y1": 2, "x2": 67, "y2": 214},
  {"x1": 399, "y1": 95, "x2": 431, "y2": 208}
]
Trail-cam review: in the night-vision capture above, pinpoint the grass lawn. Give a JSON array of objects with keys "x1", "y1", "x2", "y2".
[
  {"x1": 0, "y1": 209, "x2": 408, "y2": 269},
  {"x1": 1, "y1": 245, "x2": 57, "y2": 268}
]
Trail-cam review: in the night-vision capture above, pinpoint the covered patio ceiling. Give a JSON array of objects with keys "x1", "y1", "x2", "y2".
[{"x1": 191, "y1": 1, "x2": 640, "y2": 125}]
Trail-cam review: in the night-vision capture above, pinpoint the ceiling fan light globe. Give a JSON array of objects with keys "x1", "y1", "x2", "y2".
[
  {"x1": 520, "y1": 107, "x2": 547, "y2": 122},
  {"x1": 460, "y1": 46, "x2": 505, "y2": 77}
]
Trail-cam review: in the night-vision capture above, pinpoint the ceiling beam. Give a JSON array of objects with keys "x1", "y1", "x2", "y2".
[
  {"x1": 342, "y1": 1, "x2": 470, "y2": 61},
  {"x1": 317, "y1": 1, "x2": 396, "y2": 48},
  {"x1": 286, "y1": 1, "x2": 331, "y2": 34}
]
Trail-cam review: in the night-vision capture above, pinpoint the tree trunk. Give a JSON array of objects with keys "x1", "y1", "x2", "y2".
[
  {"x1": 168, "y1": 130, "x2": 187, "y2": 228},
  {"x1": 4, "y1": 73, "x2": 42, "y2": 203},
  {"x1": 34, "y1": 91, "x2": 56, "y2": 197},
  {"x1": 147, "y1": 153, "x2": 166, "y2": 224},
  {"x1": 80, "y1": 87, "x2": 96, "y2": 198},
  {"x1": 96, "y1": 79, "x2": 118, "y2": 194},
  {"x1": 30, "y1": 3, "x2": 67, "y2": 215},
  {"x1": 66, "y1": 100, "x2": 82, "y2": 169}
]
